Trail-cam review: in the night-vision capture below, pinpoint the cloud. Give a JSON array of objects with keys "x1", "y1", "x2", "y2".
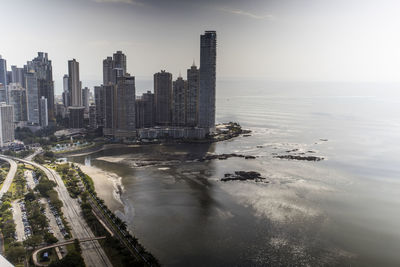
[
  {"x1": 91, "y1": 0, "x2": 144, "y2": 6},
  {"x1": 220, "y1": 7, "x2": 274, "y2": 20}
]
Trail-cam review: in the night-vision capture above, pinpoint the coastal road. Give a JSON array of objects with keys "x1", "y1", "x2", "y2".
[
  {"x1": 7, "y1": 156, "x2": 112, "y2": 267},
  {"x1": 0, "y1": 156, "x2": 18, "y2": 199}
]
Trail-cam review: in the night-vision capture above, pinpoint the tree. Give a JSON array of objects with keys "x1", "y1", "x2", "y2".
[
  {"x1": 48, "y1": 251, "x2": 85, "y2": 267},
  {"x1": 44, "y1": 232, "x2": 58, "y2": 244},
  {"x1": 23, "y1": 235, "x2": 42, "y2": 249},
  {"x1": 74, "y1": 239, "x2": 82, "y2": 254},
  {"x1": 5, "y1": 245, "x2": 25, "y2": 264}
]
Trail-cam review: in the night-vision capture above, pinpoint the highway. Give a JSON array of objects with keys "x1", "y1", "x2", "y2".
[
  {"x1": 8, "y1": 156, "x2": 112, "y2": 267},
  {"x1": 0, "y1": 156, "x2": 18, "y2": 199}
]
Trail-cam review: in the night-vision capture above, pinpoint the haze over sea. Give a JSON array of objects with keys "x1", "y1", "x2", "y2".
[{"x1": 72, "y1": 80, "x2": 400, "y2": 266}]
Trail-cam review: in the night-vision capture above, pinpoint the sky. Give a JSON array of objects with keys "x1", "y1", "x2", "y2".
[{"x1": 1, "y1": 0, "x2": 400, "y2": 93}]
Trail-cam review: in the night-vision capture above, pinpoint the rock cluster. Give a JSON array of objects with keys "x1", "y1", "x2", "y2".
[
  {"x1": 201, "y1": 153, "x2": 256, "y2": 161},
  {"x1": 273, "y1": 155, "x2": 324, "y2": 161},
  {"x1": 221, "y1": 171, "x2": 267, "y2": 182}
]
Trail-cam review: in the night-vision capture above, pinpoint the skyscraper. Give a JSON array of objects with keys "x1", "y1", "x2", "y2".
[
  {"x1": 62, "y1": 74, "x2": 70, "y2": 107},
  {"x1": 39, "y1": 96, "x2": 48, "y2": 127},
  {"x1": 69, "y1": 107, "x2": 84, "y2": 128},
  {"x1": 135, "y1": 91, "x2": 155, "y2": 129},
  {"x1": 103, "y1": 57, "x2": 114, "y2": 85},
  {"x1": 27, "y1": 52, "x2": 55, "y2": 121},
  {"x1": 198, "y1": 31, "x2": 217, "y2": 132},
  {"x1": 94, "y1": 86, "x2": 105, "y2": 127},
  {"x1": 68, "y1": 59, "x2": 84, "y2": 128},
  {"x1": 102, "y1": 85, "x2": 115, "y2": 135},
  {"x1": 0, "y1": 56, "x2": 8, "y2": 104},
  {"x1": 82, "y1": 87, "x2": 90, "y2": 112},
  {"x1": 68, "y1": 59, "x2": 82, "y2": 107},
  {"x1": 8, "y1": 83, "x2": 27, "y2": 123},
  {"x1": 154, "y1": 70, "x2": 173, "y2": 126},
  {"x1": 89, "y1": 104, "x2": 97, "y2": 129},
  {"x1": 172, "y1": 76, "x2": 187, "y2": 126},
  {"x1": 113, "y1": 51, "x2": 127, "y2": 74},
  {"x1": 114, "y1": 76, "x2": 136, "y2": 136},
  {"x1": 186, "y1": 62, "x2": 200, "y2": 127},
  {"x1": 11, "y1": 66, "x2": 25, "y2": 87},
  {"x1": 0, "y1": 103, "x2": 14, "y2": 147},
  {"x1": 0, "y1": 56, "x2": 7, "y2": 88},
  {"x1": 25, "y1": 72, "x2": 40, "y2": 125}
]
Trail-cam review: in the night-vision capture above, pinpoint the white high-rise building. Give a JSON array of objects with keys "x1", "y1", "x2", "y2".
[{"x1": 40, "y1": 96, "x2": 48, "y2": 127}]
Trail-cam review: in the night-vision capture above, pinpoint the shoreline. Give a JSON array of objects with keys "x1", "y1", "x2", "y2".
[{"x1": 76, "y1": 163, "x2": 125, "y2": 213}]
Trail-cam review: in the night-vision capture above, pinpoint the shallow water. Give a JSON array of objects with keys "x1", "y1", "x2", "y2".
[{"x1": 71, "y1": 81, "x2": 400, "y2": 266}]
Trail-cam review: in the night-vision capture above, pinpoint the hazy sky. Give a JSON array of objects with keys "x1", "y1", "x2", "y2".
[{"x1": 1, "y1": 0, "x2": 400, "y2": 93}]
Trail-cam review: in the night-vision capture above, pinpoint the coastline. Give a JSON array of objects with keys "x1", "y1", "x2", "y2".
[{"x1": 77, "y1": 163, "x2": 125, "y2": 213}]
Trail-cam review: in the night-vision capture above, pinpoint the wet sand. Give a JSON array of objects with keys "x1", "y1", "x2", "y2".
[{"x1": 77, "y1": 163, "x2": 124, "y2": 212}]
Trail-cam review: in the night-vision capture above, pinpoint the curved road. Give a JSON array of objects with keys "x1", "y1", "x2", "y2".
[
  {"x1": 5, "y1": 156, "x2": 112, "y2": 267},
  {"x1": 0, "y1": 156, "x2": 18, "y2": 199},
  {"x1": 32, "y1": 236, "x2": 107, "y2": 266}
]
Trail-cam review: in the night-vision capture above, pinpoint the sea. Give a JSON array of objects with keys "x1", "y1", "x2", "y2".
[{"x1": 71, "y1": 80, "x2": 400, "y2": 266}]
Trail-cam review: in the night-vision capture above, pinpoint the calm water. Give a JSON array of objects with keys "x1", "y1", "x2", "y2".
[{"x1": 72, "y1": 81, "x2": 400, "y2": 266}]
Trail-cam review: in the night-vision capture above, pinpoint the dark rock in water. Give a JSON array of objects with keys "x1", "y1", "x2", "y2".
[
  {"x1": 243, "y1": 134, "x2": 251, "y2": 137},
  {"x1": 203, "y1": 153, "x2": 256, "y2": 161},
  {"x1": 285, "y1": 149, "x2": 299, "y2": 153},
  {"x1": 256, "y1": 145, "x2": 263, "y2": 148},
  {"x1": 307, "y1": 150, "x2": 316, "y2": 153},
  {"x1": 221, "y1": 171, "x2": 267, "y2": 182},
  {"x1": 320, "y1": 139, "x2": 328, "y2": 142},
  {"x1": 274, "y1": 155, "x2": 324, "y2": 161}
]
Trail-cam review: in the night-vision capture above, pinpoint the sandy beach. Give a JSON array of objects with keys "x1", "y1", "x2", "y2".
[{"x1": 77, "y1": 163, "x2": 124, "y2": 212}]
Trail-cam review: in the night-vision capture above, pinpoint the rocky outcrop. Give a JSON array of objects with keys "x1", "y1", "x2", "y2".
[
  {"x1": 273, "y1": 155, "x2": 324, "y2": 161},
  {"x1": 202, "y1": 153, "x2": 256, "y2": 161},
  {"x1": 221, "y1": 171, "x2": 267, "y2": 182}
]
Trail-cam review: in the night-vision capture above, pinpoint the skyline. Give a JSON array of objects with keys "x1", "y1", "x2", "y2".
[{"x1": 2, "y1": 0, "x2": 400, "y2": 94}]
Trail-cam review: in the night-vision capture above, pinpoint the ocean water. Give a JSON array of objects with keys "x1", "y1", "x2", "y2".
[{"x1": 72, "y1": 81, "x2": 400, "y2": 266}]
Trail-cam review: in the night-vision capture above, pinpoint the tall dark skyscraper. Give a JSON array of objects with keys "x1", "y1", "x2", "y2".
[
  {"x1": 172, "y1": 76, "x2": 187, "y2": 126},
  {"x1": 82, "y1": 87, "x2": 90, "y2": 112},
  {"x1": 114, "y1": 76, "x2": 136, "y2": 136},
  {"x1": 136, "y1": 91, "x2": 155, "y2": 129},
  {"x1": 103, "y1": 56, "x2": 114, "y2": 85},
  {"x1": 68, "y1": 59, "x2": 81, "y2": 107},
  {"x1": 27, "y1": 52, "x2": 55, "y2": 122},
  {"x1": 198, "y1": 31, "x2": 217, "y2": 132},
  {"x1": 154, "y1": 70, "x2": 173, "y2": 126},
  {"x1": 68, "y1": 59, "x2": 84, "y2": 128},
  {"x1": 113, "y1": 51, "x2": 127, "y2": 74},
  {"x1": 186, "y1": 62, "x2": 200, "y2": 127},
  {"x1": 94, "y1": 86, "x2": 105, "y2": 127},
  {"x1": 103, "y1": 84, "x2": 115, "y2": 135}
]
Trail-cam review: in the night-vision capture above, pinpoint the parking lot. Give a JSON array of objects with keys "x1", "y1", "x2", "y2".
[
  {"x1": 40, "y1": 198, "x2": 68, "y2": 241},
  {"x1": 11, "y1": 200, "x2": 24, "y2": 242}
]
